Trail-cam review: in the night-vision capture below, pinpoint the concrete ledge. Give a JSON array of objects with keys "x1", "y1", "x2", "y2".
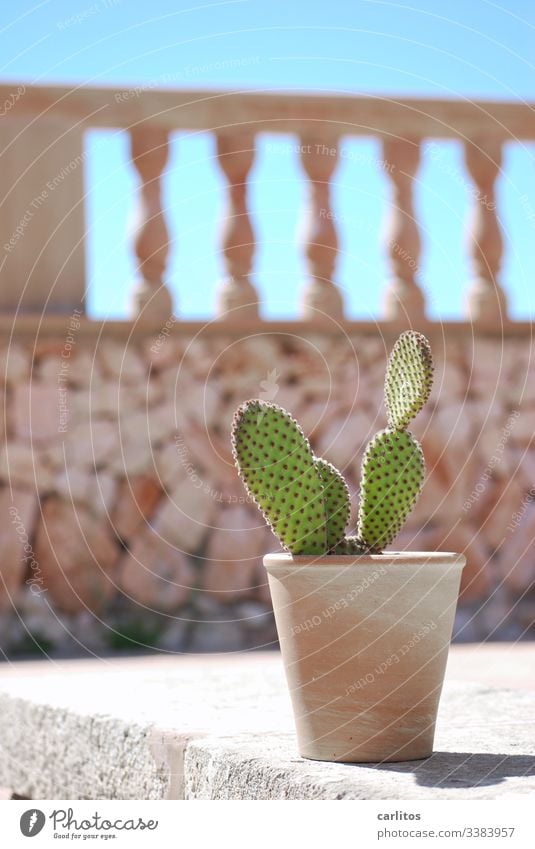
[{"x1": 0, "y1": 649, "x2": 534, "y2": 800}]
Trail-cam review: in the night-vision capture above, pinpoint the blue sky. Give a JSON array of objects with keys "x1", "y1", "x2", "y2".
[{"x1": 2, "y1": 0, "x2": 535, "y2": 320}]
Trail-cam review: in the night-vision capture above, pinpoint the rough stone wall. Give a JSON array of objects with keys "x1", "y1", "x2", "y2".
[{"x1": 0, "y1": 324, "x2": 534, "y2": 655}]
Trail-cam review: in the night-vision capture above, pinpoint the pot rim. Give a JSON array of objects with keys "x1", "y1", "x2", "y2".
[{"x1": 263, "y1": 551, "x2": 466, "y2": 568}]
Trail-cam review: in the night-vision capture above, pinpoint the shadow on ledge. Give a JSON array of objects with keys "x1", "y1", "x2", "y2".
[{"x1": 373, "y1": 752, "x2": 535, "y2": 789}]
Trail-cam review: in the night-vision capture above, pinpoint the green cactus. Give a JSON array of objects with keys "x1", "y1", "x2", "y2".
[
  {"x1": 231, "y1": 400, "x2": 327, "y2": 554},
  {"x1": 231, "y1": 331, "x2": 433, "y2": 556},
  {"x1": 314, "y1": 457, "x2": 350, "y2": 550},
  {"x1": 384, "y1": 331, "x2": 433, "y2": 430},
  {"x1": 357, "y1": 429, "x2": 425, "y2": 550}
]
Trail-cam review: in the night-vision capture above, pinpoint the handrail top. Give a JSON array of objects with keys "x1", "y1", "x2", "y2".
[{"x1": 2, "y1": 82, "x2": 535, "y2": 140}]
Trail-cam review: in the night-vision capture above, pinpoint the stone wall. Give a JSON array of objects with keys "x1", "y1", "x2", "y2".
[{"x1": 1, "y1": 320, "x2": 534, "y2": 655}]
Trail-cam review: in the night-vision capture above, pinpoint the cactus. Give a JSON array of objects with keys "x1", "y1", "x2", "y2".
[
  {"x1": 314, "y1": 457, "x2": 350, "y2": 550},
  {"x1": 384, "y1": 331, "x2": 433, "y2": 430},
  {"x1": 357, "y1": 429, "x2": 424, "y2": 550},
  {"x1": 231, "y1": 400, "x2": 328, "y2": 554},
  {"x1": 231, "y1": 331, "x2": 433, "y2": 556}
]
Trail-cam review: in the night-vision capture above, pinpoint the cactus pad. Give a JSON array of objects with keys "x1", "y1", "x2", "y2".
[
  {"x1": 231, "y1": 400, "x2": 327, "y2": 554},
  {"x1": 357, "y1": 428, "x2": 424, "y2": 550},
  {"x1": 384, "y1": 331, "x2": 433, "y2": 430},
  {"x1": 314, "y1": 457, "x2": 350, "y2": 550}
]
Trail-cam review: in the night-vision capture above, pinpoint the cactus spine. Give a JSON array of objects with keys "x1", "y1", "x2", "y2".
[{"x1": 231, "y1": 331, "x2": 434, "y2": 556}]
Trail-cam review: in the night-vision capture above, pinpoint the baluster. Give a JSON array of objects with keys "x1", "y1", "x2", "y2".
[
  {"x1": 299, "y1": 136, "x2": 344, "y2": 320},
  {"x1": 464, "y1": 139, "x2": 507, "y2": 323},
  {"x1": 216, "y1": 132, "x2": 258, "y2": 320},
  {"x1": 130, "y1": 127, "x2": 174, "y2": 322},
  {"x1": 382, "y1": 138, "x2": 426, "y2": 322}
]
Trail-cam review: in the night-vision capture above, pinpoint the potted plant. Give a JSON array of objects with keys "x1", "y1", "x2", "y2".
[{"x1": 231, "y1": 331, "x2": 465, "y2": 763}]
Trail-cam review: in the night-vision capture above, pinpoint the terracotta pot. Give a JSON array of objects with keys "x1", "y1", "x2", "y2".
[{"x1": 264, "y1": 551, "x2": 465, "y2": 763}]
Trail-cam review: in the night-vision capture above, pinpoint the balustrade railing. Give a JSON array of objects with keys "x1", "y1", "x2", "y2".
[{"x1": 1, "y1": 84, "x2": 534, "y2": 324}]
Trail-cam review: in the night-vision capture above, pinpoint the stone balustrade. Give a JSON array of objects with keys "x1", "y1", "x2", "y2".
[
  {"x1": 2, "y1": 83, "x2": 534, "y2": 321},
  {"x1": 0, "y1": 84, "x2": 534, "y2": 655}
]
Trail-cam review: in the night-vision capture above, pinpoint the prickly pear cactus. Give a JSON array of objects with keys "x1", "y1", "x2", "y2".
[
  {"x1": 231, "y1": 331, "x2": 434, "y2": 558},
  {"x1": 357, "y1": 331, "x2": 432, "y2": 551},
  {"x1": 357, "y1": 429, "x2": 425, "y2": 550},
  {"x1": 231, "y1": 400, "x2": 327, "y2": 554},
  {"x1": 314, "y1": 457, "x2": 350, "y2": 550},
  {"x1": 384, "y1": 331, "x2": 433, "y2": 430}
]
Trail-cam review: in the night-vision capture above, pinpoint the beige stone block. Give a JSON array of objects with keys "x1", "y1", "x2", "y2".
[
  {"x1": 153, "y1": 477, "x2": 215, "y2": 551},
  {"x1": 118, "y1": 528, "x2": 194, "y2": 611},
  {"x1": 0, "y1": 442, "x2": 54, "y2": 493},
  {"x1": 509, "y1": 447, "x2": 535, "y2": 491},
  {"x1": 111, "y1": 475, "x2": 162, "y2": 542},
  {"x1": 216, "y1": 337, "x2": 279, "y2": 376},
  {"x1": 0, "y1": 345, "x2": 29, "y2": 384},
  {"x1": 87, "y1": 472, "x2": 117, "y2": 519},
  {"x1": 129, "y1": 377, "x2": 166, "y2": 409},
  {"x1": 177, "y1": 423, "x2": 237, "y2": 494},
  {"x1": 98, "y1": 340, "x2": 146, "y2": 385},
  {"x1": 482, "y1": 476, "x2": 526, "y2": 550},
  {"x1": 409, "y1": 464, "x2": 454, "y2": 526},
  {"x1": 510, "y1": 406, "x2": 535, "y2": 445},
  {"x1": 142, "y1": 335, "x2": 182, "y2": 371},
  {"x1": 499, "y1": 505, "x2": 535, "y2": 594},
  {"x1": 315, "y1": 413, "x2": 372, "y2": 471},
  {"x1": 12, "y1": 383, "x2": 60, "y2": 444},
  {"x1": 152, "y1": 441, "x2": 187, "y2": 490},
  {"x1": 260, "y1": 386, "x2": 303, "y2": 416},
  {"x1": 180, "y1": 339, "x2": 214, "y2": 377},
  {"x1": 82, "y1": 383, "x2": 120, "y2": 418},
  {"x1": 442, "y1": 524, "x2": 491, "y2": 603},
  {"x1": 119, "y1": 403, "x2": 176, "y2": 448},
  {"x1": 34, "y1": 499, "x2": 119, "y2": 614},
  {"x1": 0, "y1": 489, "x2": 38, "y2": 611},
  {"x1": 202, "y1": 505, "x2": 267, "y2": 601},
  {"x1": 67, "y1": 351, "x2": 103, "y2": 388},
  {"x1": 35, "y1": 355, "x2": 64, "y2": 384},
  {"x1": 63, "y1": 420, "x2": 119, "y2": 469},
  {"x1": 52, "y1": 467, "x2": 93, "y2": 506},
  {"x1": 298, "y1": 400, "x2": 341, "y2": 441},
  {"x1": 118, "y1": 410, "x2": 152, "y2": 446},
  {"x1": 429, "y1": 359, "x2": 467, "y2": 406},
  {"x1": 178, "y1": 381, "x2": 220, "y2": 428},
  {"x1": 108, "y1": 432, "x2": 155, "y2": 477}
]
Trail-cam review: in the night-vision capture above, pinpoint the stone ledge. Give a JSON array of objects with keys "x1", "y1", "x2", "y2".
[
  {"x1": 0, "y1": 649, "x2": 534, "y2": 800},
  {"x1": 1, "y1": 315, "x2": 533, "y2": 339}
]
